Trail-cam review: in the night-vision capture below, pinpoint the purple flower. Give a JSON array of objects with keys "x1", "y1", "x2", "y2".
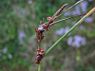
[
  {"x1": 85, "y1": 17, "x2": 93, "y2": 23},
  {"x1": 80, "y1": 1, "x2": 88, "y2": 13},
  {"x1": 64, "y1": 11, "x2": 71, "y2": 16},
  {"x1": 55, "y1": 27, "x2": 70, "y2": 36},
  {"x1": 67, "y1": 37, "x2": 73, "y2": 46},
  {"x1": 72, "y1": 6, "x2": 81, "y2": 15},
  {"x1": 19, "y1": 31, "x2": 25, "y2": 39},
  {"x1": 18, "y1": 31, "x2": 25, "y2": 43},
  {"x1": 67, "y1": 35, "x2": 86, "y2": 48}
]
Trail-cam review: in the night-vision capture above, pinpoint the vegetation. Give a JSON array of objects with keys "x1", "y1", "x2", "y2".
[{"x1": 0, "y1": 0, "x2": 95, "y2": 71}]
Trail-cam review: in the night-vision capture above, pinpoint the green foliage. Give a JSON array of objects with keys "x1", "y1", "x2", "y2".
[{"x1": 0, "y1": 0, "x2": 95, "y2": 71}]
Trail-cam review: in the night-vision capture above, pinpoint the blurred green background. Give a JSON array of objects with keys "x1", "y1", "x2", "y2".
[{"x1": 0, "y1": 0, "x2": 95, "y2": 71}]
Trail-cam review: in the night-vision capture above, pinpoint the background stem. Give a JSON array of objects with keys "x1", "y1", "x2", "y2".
[{"x1": 37, "y1": 64, "x2": 41, "y2": 71}]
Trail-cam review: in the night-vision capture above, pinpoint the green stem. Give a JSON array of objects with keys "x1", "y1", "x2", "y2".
[
  {"x1": 57, "y1": 0, "x2": 84, "y2": 17},
  {"x1": 46, "y1": 7, "x2": 95, "y2": 55},
  {"x1": 64, "y1": 0, "x2": 84, "y2": 12},
  {"x1": 50, "y1": 17, "x2": 71, "y2": 26},
  {"x1": 37, "y1": 64, "x2": 41, "y2": 71}
]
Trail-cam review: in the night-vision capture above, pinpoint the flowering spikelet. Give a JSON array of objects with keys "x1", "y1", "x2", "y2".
[{"x1": 35, "y1": 48, "x2": 45, "y2": 64}]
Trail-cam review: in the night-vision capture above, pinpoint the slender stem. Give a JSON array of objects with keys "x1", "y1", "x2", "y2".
[
  {"x1": 50, "y1": 17, "x2": 71, "y2": 26},
  {"x1": 57, "y1": 0, "x2": 84, "y2": 18},
  {"x1": 37, "y1": 64, "x2": 41, "y2": 71},
  {"x1": 47, "y1": 0, "x2": 83, "y2": 24},
  {"x1": 64, "y1": 0, "x2": 84, "y2": 12},
  {"x1": 46, "y1": 7, "x2": 95, "y2": 55},
  {"x1": 53, "y1": 4, "x2": 68, "y2": 17}
]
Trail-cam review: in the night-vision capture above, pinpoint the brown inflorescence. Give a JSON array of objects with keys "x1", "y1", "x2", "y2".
[
  {"x1": 35, "y1": 48, "x2": 45, "y2": 64},
  {"x1": 35, "y1": 4, "x2": 68, "y2": 64}
]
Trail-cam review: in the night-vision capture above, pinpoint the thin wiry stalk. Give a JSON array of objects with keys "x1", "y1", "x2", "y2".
[
  {"x1": 48, "y1": 0, "x2": 84, "y2": 25},
  {"x1": 64, "y1": 0, "x2": 84, "y2": 12},
  {"x1": 46, "y1": 7, "x2": 95, "y2": 55},
  {"x1": 57, "y1": 0, "x2": 84, "y2": 18},
  {"x1": 50, "y1": 17, "x2": 71, "y2": 26},
  {"x1": 52, "y1": 4, "x2": 68, "y2": 19}
]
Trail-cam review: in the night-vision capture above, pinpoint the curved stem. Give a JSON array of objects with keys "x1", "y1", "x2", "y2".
[
  {"x1": 50, "y1": 17, "x2": 71, "y2": 26},
  {"x1": 57, "y1": 0, "x2": 84, "y2": 18},
  {"x1": 46, "y1": 7, "x2": 95, "y2": 55},
  {"x1": 64, "y1": 0, "x2": 84, "y2": 12}
]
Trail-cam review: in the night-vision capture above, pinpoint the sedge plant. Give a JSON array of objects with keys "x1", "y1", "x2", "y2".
[{"x1": 35, "y1": 0, "x2": 95, "y2": 71}]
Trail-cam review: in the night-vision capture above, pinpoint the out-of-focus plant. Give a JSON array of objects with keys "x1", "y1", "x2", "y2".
[{"x1": 0, "y1": 0, "x2": 31, "y2": 71}]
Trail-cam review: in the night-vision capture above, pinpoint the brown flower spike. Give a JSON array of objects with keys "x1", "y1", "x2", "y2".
[
  {"x1": 35, "y1": 48, "x2": 45, "y2": 64},
  {"x1": 35, "y1": 4, "x2": 68, "y2": 64},
  {"x1": 35, "y1": 4, "x2": 68, "y2": 43}
]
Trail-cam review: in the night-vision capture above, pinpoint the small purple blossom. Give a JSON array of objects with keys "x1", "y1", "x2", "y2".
[
  {"x1": 64, "y1": 11, "x2": 71, "y2": 16},
  {"x1": 67, "y1": 35, "x2": 86, "y2": 48},
  {"x1": 18, "y1": 31, "x2": 26, "y2": 43},
  {"x1": 72, "y1": 6, "x2": 81, "y2": 15},
  {"x1": 19, "y1": 31, "x2": 25, "y2": 39},
  {"x1": 55, "y1": 27, "x2": 70, "y2": 36},
  {"x1": 80, "y1": 1, "x2": 88, "y2": 13},
  {"x1": 85, "y1": 17, "x2": 94, "y2": 23}
]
